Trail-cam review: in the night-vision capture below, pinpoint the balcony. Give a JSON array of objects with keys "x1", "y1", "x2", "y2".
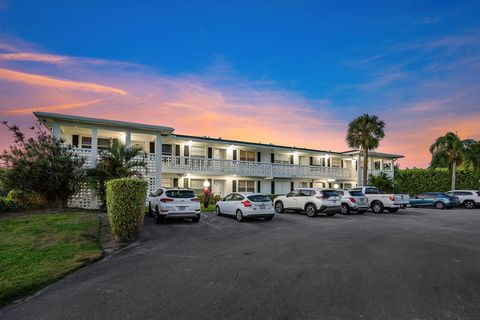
[
  {"x1": 160, "y1": 155, "x2": 353, "y2": 180},
  {"x1": 72, "y1": 148, "x2": 354, "y2": 180}
]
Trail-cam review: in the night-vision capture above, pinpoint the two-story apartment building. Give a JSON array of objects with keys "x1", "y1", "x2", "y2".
[{"x1": 34, "y1": 112, "x2": 403, "y2": 209}]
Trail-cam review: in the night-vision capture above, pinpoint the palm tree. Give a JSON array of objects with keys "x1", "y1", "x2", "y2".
[
  {"x1": 463, "y1": 139, "x2": 480, "y2": 176},
  {"x1": 346, "y1": 114, "x2": 386, "y2": 185},
  {"x1": 429, "y1": 132, "x2": 465, "y2": 190},
  {"x1": 367, "y1": 172, "x2": 394, "y2": 193},
  {"x1": 87, "y1": 140, "x2": 147, "y2": 209}
]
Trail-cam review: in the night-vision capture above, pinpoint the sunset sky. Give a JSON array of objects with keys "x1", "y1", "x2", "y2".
[{"x1": 1, "y1": 1, "x2": 479, "y2": 168}]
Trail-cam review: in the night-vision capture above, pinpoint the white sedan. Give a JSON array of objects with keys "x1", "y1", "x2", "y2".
[{"x1": 215, "y1": 192, "x2": 275, "y2": 222}]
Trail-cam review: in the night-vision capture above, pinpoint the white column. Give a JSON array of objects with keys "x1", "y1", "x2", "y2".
[
  {"x1": 356, "y1": 156, "x2": 362, "y2": 186},
  {"x1": 392, "y1": 159, "x2": 395, "y2": 179},
  {"x1": 125, "y1": 130, "x2": 132, "y2": 148},
  {"x1": 155, "y1": 133, "x2": 162, "y2": 189},
  {"x1": 90, "y1": 128, "x2": 98, "y2": 209},
  {"x1": 52, "y1": 122, "x2": 61, "y2": 140},
  {"x1": 380, "y1": 158, "x2": 384, "y2": 172}
]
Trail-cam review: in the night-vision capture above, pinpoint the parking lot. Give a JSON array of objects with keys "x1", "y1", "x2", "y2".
[{"x1": 2, "y1": 208, "x2": 480, "y2": 320}]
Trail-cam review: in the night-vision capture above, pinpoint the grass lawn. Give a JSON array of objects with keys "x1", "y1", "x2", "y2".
[{"x1": 0, "y1": 212, "x2": 102, "y2": 306}]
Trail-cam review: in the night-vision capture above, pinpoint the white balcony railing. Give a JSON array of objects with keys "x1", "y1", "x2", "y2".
[
  {"x1": 160, "y1": 155, "x2": 353, "y2": 180},
  {"x1": 71, "y1": 148, "x2": 354, "y2": 180}
]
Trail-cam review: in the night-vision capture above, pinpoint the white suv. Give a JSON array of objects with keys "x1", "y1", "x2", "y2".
[
  {"x1": 274, "y1": 188, "x2": 341, "y2": 217},
  {"x1": 215, "y1": 192, "x2": 275, "y2": 222},
  {"x1": 446, "y1": 190, "x2": 480, "y2": 209},
  {"x1": 336, "y1": 189, "x2": 369, "y2": 214},
  {"x1": 148, "y1": 188, "x2": 201, "y2": 224}
]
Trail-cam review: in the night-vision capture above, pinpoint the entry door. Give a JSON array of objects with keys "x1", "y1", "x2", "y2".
[{"x1": 212, "y1": 180, "x2": 226, "y2": 197}]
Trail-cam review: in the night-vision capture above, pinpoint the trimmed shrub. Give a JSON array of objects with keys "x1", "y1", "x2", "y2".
[
  {"x1": 0, "y1": 196, "x2": 24, "y2": 213},
  {"x1": 106, "y1": 178, "x2": 148, "y2": 241},
  {"x1": 394, "y1": 168, "x2": 480, "y2": 195}
]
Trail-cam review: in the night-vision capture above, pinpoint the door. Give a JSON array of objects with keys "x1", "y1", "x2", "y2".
[
  {"x1": 296, "y1": 189, "x2": 311, "y2": 209},
  {"x1": 212, "y1": 180, "x2": 226, "y2": 197},
  {"x1": 220, "y1": 194, "x2": 235, "y2": 215},
  {"x1": 284, "y1": 191, "x2": 299, "y2": 209}
]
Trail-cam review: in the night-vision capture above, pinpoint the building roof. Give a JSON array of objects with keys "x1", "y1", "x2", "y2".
[
  {"x1": 34, "y1": 112, "x2": 175, "y2": 135},
  {"x1": 342, "y1": 150, "x2": 404, "y2": 159}
]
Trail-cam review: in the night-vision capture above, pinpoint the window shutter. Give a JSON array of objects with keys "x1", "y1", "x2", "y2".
[
  {"x1": 173, "y1": 178, "x2": 178, "y2": 187},
  {"x1": 208, "y1": 147, "x2": 213, "y2": 159},
  {"x1": 257, "y1": 152, "x2": 261, "y2": 162},
  {"x1": 208, "y1": 179, "x2": 212, "y2": 191},
  {"x1": 271, "y1": 153, "x2": 274, "y2": 163},
  {"x1": 149, "y1": 141, "x2": 155, "y2": 153},
  {"x1": 310, "y1": 157, "x2": 313, "y2": 166},
  {"x1": 232, "y1": 180, "x2": 237, "y2": 192},
  {"x1": 257, "y1": 181, "x2": 261, "y2": 193},
  {"x1": 72, "y1": 135, "x2": 79, "y2": 147},
  {"x1": 271, "y1": 181, "x2": 275, "y2": 194},
  {"x1": 328, "y1": 158, "x2": 331, "y2": 167},
  {"x1": 183, "y1": 177, "x2": 189, "y2": 188},
  {"x1": 290, "y1": 155, "x2": 294, "y2": 165},
  {"x1": 309, "y1": 182, "x2": 313, "y2": 188},
  {"x1": 290, "y1": 182, "x2": 294, "y2": 191},
  {"x1": 184, "y1": 145, "x2": 190, "y2": 157},
  {"x1": 233, "y1": 150, "x2": 237, "y2": 161},
  {"x1": 175, "y1": 144, "x2": 180, "y2": 156}
]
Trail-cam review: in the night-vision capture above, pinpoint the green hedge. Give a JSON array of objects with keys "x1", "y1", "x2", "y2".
[
  {"x1": 394, "y1": 168, "x2": 480, "y2": 195},
  {"x1": 106, "y1": 178, "x2": 148, "y2": 241}
]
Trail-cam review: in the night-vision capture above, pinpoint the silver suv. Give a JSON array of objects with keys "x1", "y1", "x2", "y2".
[
  {"x1": 336, "y1": 189, "x2": 369, "y2": 214},
  {"x1": 446, "y1": 190, "x2": 480, "y2": 209},
  {"x1": 147, "y1": 188, "x2": 201, "y2": 224}
]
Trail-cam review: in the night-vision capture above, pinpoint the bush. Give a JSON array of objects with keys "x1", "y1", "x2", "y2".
[
  {"x1": 394, "y1": 168, "x2": 480, "y2": 195},
  {"x1": 7, "y1": 189, "x2": 47, "y2": 210},
  {"x1": 106, "y1": 178, "x2": 148, "y2": 241},
  {"x1": 0, "y1": 196, "x2": 24, "y2": 213}
]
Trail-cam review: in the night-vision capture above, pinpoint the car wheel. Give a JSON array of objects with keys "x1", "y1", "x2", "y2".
[
  {"x1": 155, "y1": 206, "x2": 164, "y2": 224},
  {"x1": 305, "y1": 204, "x2": 317, "y2": 217},
  {"x1": 264, "y1": 216, "x2": 273, "y2": 221},
  {"x1": 435, "y1": 201, "x2": 445, "y2": 210},
  {"x1": 148, "y1": 203, "x2": 154, "y2": 217},
  {"x1": 236, "y1": 209, "x2": 245, "y2": 222},
  {"x1": 275, "y1": 201, "x2": 284, "y2": 213},
  {"x1": 215, "y1": 206, "x2": 222, "y2": 216},
  {"x1": 371, "y1": 201, "x2": 384, "y2": 213},
  {"x1": 388, "y1": 208, "x2": 399, "y2": 213},
  {"x1": 340, "y1": 204, "x2": 350, "y2": 215},
  {"x1": 192, "y1": 215, "x2": 200, "y2": 223},
  {"x1": 464, "y1": 200, "x2": 475, "y2": 209}
]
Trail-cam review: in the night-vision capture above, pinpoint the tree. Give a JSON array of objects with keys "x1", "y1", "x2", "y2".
[
  {"x1": 0, "y1": 121, "x2": 85, "y2": 208},
  {"x1": 463, "y1": 139, "x2": 480, "y2": 176},
  {"x1": 367, "y1": 172, "x2": 394, "y2": 193},
  {"x1": 346, "y1": 114, "x2": 386, "y2": 185},
  {"x1": 429, "y1": 132, "x2": 466, "y2": 190},
  {"x1": 87, "y1": 140, "x2": 147, "y2": 209}
]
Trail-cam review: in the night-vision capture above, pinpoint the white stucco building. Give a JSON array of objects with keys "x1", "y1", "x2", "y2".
[{"x1": 35, "y1": 112, "x2": 403, "y2": 209}]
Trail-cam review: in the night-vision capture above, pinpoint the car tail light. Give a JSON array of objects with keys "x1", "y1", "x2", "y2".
[
  {"x1": 191, "y1": 198, "x2": 200, "y2": 202},
  {"x1": 241, "y1": 200, "x2": 252, "y2": 207},
  {"x1": 350, "y1": 197, "x2": 356, "y2": 203},
  {"x1": 160, "y1": 198, "x2": 174, "y2": 203},
  {"x1": 389, "y1": 195, "x2": 395, "y2": 201}
]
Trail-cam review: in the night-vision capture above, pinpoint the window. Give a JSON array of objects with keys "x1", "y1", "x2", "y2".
[
  {"x1": 247, "y1": 195, "x2": 271, "y2": 202},
  {"x1": 320, "y1": 190, "x2": 339, "y2": 198},
  {"x1": 374, "y1": 161, "x2": 381, "y2": 170},
  {"x1": 383, "y1": 162, "x2": 391, "y2": 170},
  {"x1": 161, "y1": 178, "x2": 173, "y2": 188},
  {"x1": 213, "y1": 148, "x2": 226, "y2": 159},
  {"x1": 224, "y1": 194, "x2": 234, "y2": 201},
  {"x1": 298, "y1": 189, "x2": 311, "y2": 197},
  {"x1": 331, "y1": 158, "x2": 341, "y2": 168},
  {"x1": 154, "y1": 189, "x2": 164, "y2": 197},
  {"x1": 364, "y1": 187, "x2": 379, "y2": 194},
  {"x1": 132, "y1": 141, "x2": 145, "y2": 151},
  {"x1": 233, "y1": 194, "x2": 245, "y2": 201},
  {"x1": 286, "y1": 191, "x2": 299, "y2": 197},
  {"x1": 189, "y1": 179, "x2": 205, "y2": 192},
  {"x1": 312, "y1": 157, "x2": 325, "y2": 166},
  {"x1": 274, "y1": 154, "x2": 290, "y2": 164},
  {"x1": 97, "y1": 138, "x2": 111, "y2": 150},
  {"x1": 162, "y1": 144, "x2": 172, "y2": 155},
  {"x1": 349, "y1": 190, "x2": 364, "y2": 197},
  {"x1": 454, "y1": 191, "x2": 473, "y2": 196},
  {"x1": 81, "y1": 136, "x2": 92, "y2": 149},
  {"x1": 299, "y1": 182, "x2": 309, "y2": 188},
  {"x1": 190, "y1": 146, "x2": 206, "y2": 158},
  {"x1": 165, "y1": 190, "x2": 196, "y2": 198},
  {"x1": 240, "y1": 150, "x2": 256, "y2": 162},
  {"x1": 238, "y1": 180, "x2": 255, "y2": 192}
]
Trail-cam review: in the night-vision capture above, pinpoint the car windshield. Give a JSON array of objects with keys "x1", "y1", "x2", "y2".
[
  {"x1": 247, "y1": 195, "x2": 271, "y2": 202},
  {"x1": 364, "y1": 187, "x2": 379, "y2": 194},
  {"x1": 322, "y1": 190, "x2": 339, "y2": 198},
  {"x1": 165, "y1": 190, "x2": 196, "y2": 198},
  {"x1": 349, "y1": 191, "x2": 364, "y2": 197}
]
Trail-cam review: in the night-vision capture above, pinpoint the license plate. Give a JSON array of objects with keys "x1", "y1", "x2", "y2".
[
  {"x1": 332, "y1": 201, "x2": 337, "y2": 204},
  {"x1": 177, "y1": 206, "x2": 187, "y2": 211},
  {"x1": 259, "y1": 204, "x2": 266, "y2": 209}
]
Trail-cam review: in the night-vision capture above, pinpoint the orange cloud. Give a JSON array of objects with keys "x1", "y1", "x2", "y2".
[
  {"x1": 0, "y1": 68, "x2": 128, "y2": 95},
  {"x1": 0, "y1": 53, "x2": 68, "y2": 63},
  {"x1": 0, "y1": 99, "x2": 103, "y2": 115}
]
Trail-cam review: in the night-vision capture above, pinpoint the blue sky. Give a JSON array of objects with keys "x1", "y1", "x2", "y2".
[{"x1": 0, "y1": 0, "x2": 479, "y2": 167}]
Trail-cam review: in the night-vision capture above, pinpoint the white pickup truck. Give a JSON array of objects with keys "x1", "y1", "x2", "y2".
[{"x1": 350, "y1": 186, "x2": 409, "y2": 213}]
